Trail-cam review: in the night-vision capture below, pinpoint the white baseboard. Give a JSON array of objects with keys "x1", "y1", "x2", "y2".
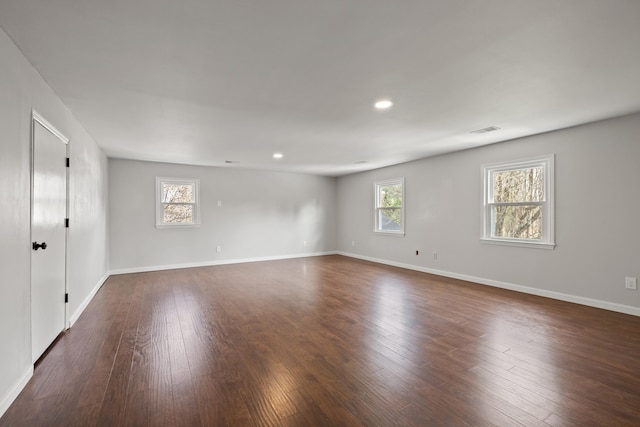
[
  {"x1": 109, "y1": 251, "x2": 338, "y2": 275},
  {"x1": 0, "y1": 365, "x2": 33, "y2": 419},
  {"x1": 337, "y1": 251, "x2": 640, "y2": 317},
  {"x1": 68, "y1": 273, "x2": 110, "y2": 328}
]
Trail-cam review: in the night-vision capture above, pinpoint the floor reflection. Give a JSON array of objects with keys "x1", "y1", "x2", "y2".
[{"x1": 368, "y1": 278, "x2": 418, "y2": 389}]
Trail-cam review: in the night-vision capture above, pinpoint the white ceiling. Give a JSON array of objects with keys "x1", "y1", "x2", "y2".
[{"x1": 1, "y1": 0, "x2": 640, "y2": 176}]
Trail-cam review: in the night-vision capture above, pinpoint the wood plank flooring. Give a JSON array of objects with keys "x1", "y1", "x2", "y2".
[{"x1": 2, "y1": 255, "x2": 640, "y2": 426}]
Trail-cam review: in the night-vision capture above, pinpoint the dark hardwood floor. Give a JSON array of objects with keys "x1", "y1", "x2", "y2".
[{"x1": 2, "y1": 255, "x2": 640, "y2": 426}]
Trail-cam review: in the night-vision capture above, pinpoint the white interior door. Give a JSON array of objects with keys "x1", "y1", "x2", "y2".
[{"x1": 31, "y1": 114, "x2": 68, "y2": 363}]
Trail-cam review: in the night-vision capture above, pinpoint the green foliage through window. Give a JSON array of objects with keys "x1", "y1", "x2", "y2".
[
  {"x1": 375, "y1": 178, "x2": 404, "y2": 233},
  {"x1": 379, "y1": 184, "x2": 402, "y2": 227}
]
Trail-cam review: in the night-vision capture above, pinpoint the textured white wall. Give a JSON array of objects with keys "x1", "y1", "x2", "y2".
[
  {"x1": 0, "y1": 28, "x2": 108, "y2": 415},
  {"x1": 109, "y1": 159, "x2": 337, "y2": 271},
  {"x1": 337, "y1": 113, "x2": 640, "y2": 312}
]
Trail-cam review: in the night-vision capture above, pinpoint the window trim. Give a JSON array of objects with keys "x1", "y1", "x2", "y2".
[
  {"x1": 481, "y1": 155, "x2": 555, "y2": 249},
  {"x1": 374, "y1": 177, "x2": 405, "y2": 236},
  {"x1": 155, "y1": 177, "x2": 201, "y2": 228}
]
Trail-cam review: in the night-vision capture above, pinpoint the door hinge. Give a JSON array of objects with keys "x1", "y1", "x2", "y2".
[
  {"x1": 65, "y1": 293, "x2": 69, "y2": 303},
  {"x1": 65, "y1": 218, "x2": 69, "y2": 228},
  {"x1": 66, "y1": 157, "x2": 70, "y2": 167}
]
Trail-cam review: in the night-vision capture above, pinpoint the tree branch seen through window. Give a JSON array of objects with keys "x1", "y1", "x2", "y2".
[
  {"x1": 482, "y1": 156, "x2": 554, "y2": 249},
  {"x1": 156, "y1": 177, "x2": 200, "y2": 227}
]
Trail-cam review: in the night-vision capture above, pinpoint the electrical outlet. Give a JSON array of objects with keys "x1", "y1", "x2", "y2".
[
  {"x1": 351, "y1": 240, "x2": 355, "y2": 247},
  {"x1": 303, "y1": 241, "x2": 307, "y2": 247},
  {"x1": 217, "y1": 200, "x2": 222, "y2": 207},
  {"x1": 216, "y1": 245, "x2": 222, "y2": 253},
  {"x1": 433, "y1": 251, "x2": 438, "y2": 260},
  {"x1": 625, "y1": 277, "x2": 637, "y2": 290}
]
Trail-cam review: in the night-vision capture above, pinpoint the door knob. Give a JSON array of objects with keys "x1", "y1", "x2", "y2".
[{"x1": 32, "y1": 241, "x2": 47, "y2": 251}]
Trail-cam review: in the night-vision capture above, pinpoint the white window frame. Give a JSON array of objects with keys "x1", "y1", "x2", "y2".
[
  {"x1": 155, "y1": 177, "x2": 201, "y2": 228},
  {"x1": 481, "y1": 155, "x2": 555, "y2": 249},
  {"x1": 374, "y1": 177, "x2": 405, "y2": 236}
]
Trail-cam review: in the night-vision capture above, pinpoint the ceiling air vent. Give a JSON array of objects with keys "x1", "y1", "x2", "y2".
[{"x1": 470, "y1": 126, "x2": 501, "y2": 134}]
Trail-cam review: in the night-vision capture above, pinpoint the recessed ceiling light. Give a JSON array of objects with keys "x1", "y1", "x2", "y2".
[
  {"x1": 470, "y1": 126, "x2": 501, "y2": 134},
  {"x1": 374, "y1": 100, "x2": 393, "y2": 110},
  {"x1": 273, "y1": 153, "x2": 283, "y2": 159}
]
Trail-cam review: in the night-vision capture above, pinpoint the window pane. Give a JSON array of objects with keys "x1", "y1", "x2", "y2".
[
  {"x1": 162, "y1": 184, "x2": 194, "y2": 203},
  {"x1": 163, "y1": 204, "x2": 193, "y2": 223},
  {"x1": 493, "y1": 167, "x2": 543, "y2": 203},
  {"x1": 379, "y1": 184, "x2": 402, "y2": 208},
  {"x1": 492, "y1": 205, "x2": 542, "y2": 239},
  {"x1": 378, "y1": 208, "x2": 402, "y2": 231}
]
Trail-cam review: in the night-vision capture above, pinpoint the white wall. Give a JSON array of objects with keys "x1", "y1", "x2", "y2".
[
  {"x1": 0, "y1": 27, "x2": 109, "y2": 416},
  {"x1": 337, "y1": 113, "x2": 640, "y2": 314},
  {"x1": 109, "y1": 159, "x2": 337, "y2": 272}
]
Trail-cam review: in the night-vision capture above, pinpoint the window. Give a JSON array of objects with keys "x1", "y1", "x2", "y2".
[
  {"x1": 482, "y1": 155, "x2": 554, "y2": 248},
  {"x1": 156, "y1": 177, "x2": 200, "y2": 227},
  {"x1": 374, "y1": 178, "x2": 405, "y2": 235}
]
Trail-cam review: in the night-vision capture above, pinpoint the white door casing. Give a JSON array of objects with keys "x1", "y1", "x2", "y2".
[{"x1": 31, "y1": 112, "x2": 68, "y2": 363}]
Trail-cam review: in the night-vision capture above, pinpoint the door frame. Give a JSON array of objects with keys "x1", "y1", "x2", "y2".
[{"x1": 30, "y1": 110, "x2": 70, "y2": 353}]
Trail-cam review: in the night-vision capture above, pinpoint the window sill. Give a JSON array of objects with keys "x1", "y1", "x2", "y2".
[
  {"x1": 374, "y1": 230, "x2": 405, "y2": 237},
  {"x1": 156, "y1": 223, "x2": 201, "y2": 229},
  {"x1": 480, "y1": 238, "x2": 555, "y2": 250}
]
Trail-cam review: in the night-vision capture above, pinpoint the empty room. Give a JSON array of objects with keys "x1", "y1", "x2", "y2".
[{"x1": 1, "y1": 1, "x2": 640, "y2": 425}]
